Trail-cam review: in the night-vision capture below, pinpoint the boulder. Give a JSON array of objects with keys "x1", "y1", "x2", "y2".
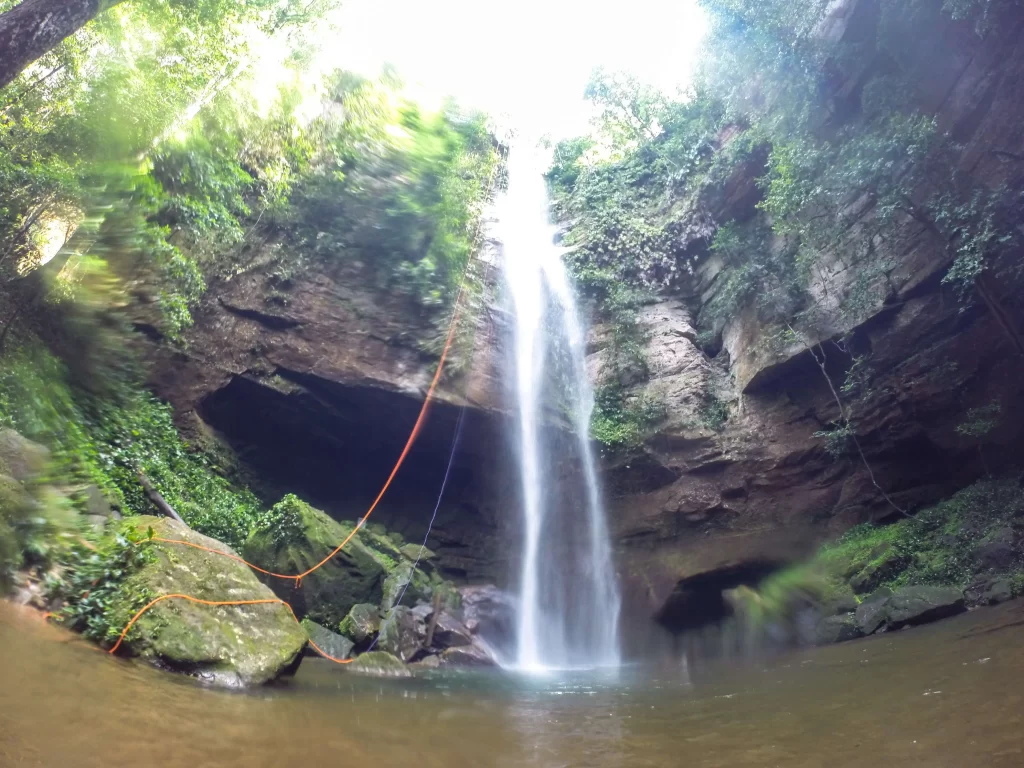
[
  {"x1": 338, "y1": 603, "x2": 381, "y2": 645},
  {"x1": 973, "y1": 528, "x2": 1018, "y2": 572},
  {"x1": 826, "y1": 593, "x2": 859, "y2": 616},
  {"x1": 0, "y1": 429, "x2": 49, "y2": 482},
  {"x1": 242, "y1": 496, "x2": 391, "y2": 627},
  {"x1": 399, "y1": 542, "x2": 437, "y2": 564},
  {"x1": 431, "y1": 611, "x2": 473, "y2": 649},
  {"x1": 855, "y1": 589, "x2": 893, "y2": 636},
  {"x1": 885, "y1": 585, "x2": 965, "y2": 629},
  {"x1": 381, "y1": 561, "x2": 431, "y2": 612},
  {"x1": 814, "y1": 614, "x2": 862, "y2": 645},
  {"x1": 377, "y1": 606, "x2": 422, "y2": 662},
  {"x1": 111, "y1": 517, "x2": 307, "y2": 687},
  {"x1": 965, "y1": 578, "x2": 1014, "y2": 607},
  {"x1": 440, "y1": 641, "x2": 498, "y2": 668},
  {"x1": 346, "y1": 651, "x2": 411, "y2": 678},
  {"x1": 300, "y1": 618, "x2": 354, "y2": 661},
  {"x1": 459, "y1": 584, "x2": 516, "y2": 657}
]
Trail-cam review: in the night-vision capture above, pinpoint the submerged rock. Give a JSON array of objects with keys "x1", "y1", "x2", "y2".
[
  {"x1": 440, "y1": 642, "x2": 498, "y2": 668},
  {"x1": 814, "y1": 614, "x2": 862, "y2": 645},
  {"x1": 338, "y1": 603, "x2": 381, "y2": 645},
  {"x1": 346, "y1": 651, "x2": 411, "y2": 678},
  {"x1": 885, "y1": 586, "x2": 965, "y2": 629},
  {"x1": 300, "y1": 618, "x2": 354, "y2": 661},
  {"x1": 112, "y1": 516, "x2": 307, "y2": 687}
]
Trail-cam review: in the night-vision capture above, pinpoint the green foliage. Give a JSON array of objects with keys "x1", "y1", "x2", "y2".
[
  {"x1": 696, "y1": 392, "x2": 730, "y2": 432},
  {"x1": 957, "y1": 401, "x2": 1001, "y2": 439},
  {"x1": 0, "y1": 333, "x2": 261, "y2": 549},
  {"x1": 52, "y1": 522, "x2": 157, "y2": 646},
  {"x1": 251, "y1": 493, "x2": 307, "y2": 547},
  {"x1": 817, "y1": 476, "x2": 1024, "y2": 591},
  {"x1": 591, "y1": 384, "x2": 664, "y2": 453}
]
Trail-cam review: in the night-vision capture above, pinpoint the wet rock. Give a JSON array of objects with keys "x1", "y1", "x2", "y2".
[
  {"x1": 111, "y1": 517, "x2": 307, "y2": 687},
  {"x1": 826, "y1": 594, "x2": 860, "y2": 616},
  {"x1": 459, "y1": 585, "x2": 516, "y2": 657},
  {"x1": 440, "y1": 641, "x2": 498, "y2": 668},
  {"x1": 855, "y1": 589, "x2": 893, "y2": 636},
  {"x1": 885, "y1": 586, "x2": 965, "y2": 629},
  {"x1": 431, "y1": 611, "x2": 473, "y2": 649},
  {"x1": 400, "y1": 543, "x2": 436, "y2": 563},
  {"x1": 381, "y1": 561, "x2": 430, "y2": 612},
  {"x1": 300, "y1": 618, "x2": 354, "y2": 661},
  {"x1": 347, "y1": 651, "x2": 412, "y2": 678},
  {"x1": 410, "y1": 602, "x2": 434, "y2": 622},
  {"x1": 965, "y1": 578, "x2": 1014, "y2": 607},
  {"x1": 973, "y1": 529, "x2": 1018, "y2": 572},
  {"x1": 409, "y1": 654, "x2": 442, "y2": 671},
  {"x1": 814, "y1": 614, "x2": 862, "y2": 645},
  {"x1": 0, "y1": 429, "x2": 49, "y2": 482},
  {"x1": 338, "y1": 603, "x2": 381, "y2": 645},
  {"x1": 377, "y1": 606, "x2": 421, "y2": 662}
]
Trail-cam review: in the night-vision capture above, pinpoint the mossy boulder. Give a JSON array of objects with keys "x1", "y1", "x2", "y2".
[
  {"x1": 399, "y1": 542, "x2": 436, "y2": 563},
  {"x1": 338, "y1": 603, "x2": 381, "y2": 645},
  {"x1": 381, "y1": 561, "x2": 432, "y2": 612},
  {"x1": 346, "y1": 650, "x2": 411, "y2": 678},
  {"x1": 242, "y1": 496, "x2": 393, "y2": 627},
  {"x1": 113, "y1": 516, "x2": 307, "y2": 687},
  {"x1": 300, "y1": 618, "x2": 354, "y2": 660}
]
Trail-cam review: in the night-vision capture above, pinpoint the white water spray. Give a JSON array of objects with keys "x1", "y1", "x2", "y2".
[{"x1": 498, "y1": 146, "x2": 621, "y2": 670}]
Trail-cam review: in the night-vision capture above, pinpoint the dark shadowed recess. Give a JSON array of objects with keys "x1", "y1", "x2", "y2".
[
  {"x1": 198, "y1": 368, "x2": 518, "y2": 582},
  {"x1": 654, "y1": 561, "x2": 783, "y2": 633}
]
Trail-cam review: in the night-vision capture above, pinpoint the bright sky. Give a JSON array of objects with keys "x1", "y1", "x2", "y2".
[{"x1": 312, "y1": 0, "x2": 709, "y2": 138}]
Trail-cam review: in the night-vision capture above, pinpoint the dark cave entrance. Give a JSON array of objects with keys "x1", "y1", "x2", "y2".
[{"x1": 198, "y1": 369, "x2": 517, "y2": 582}]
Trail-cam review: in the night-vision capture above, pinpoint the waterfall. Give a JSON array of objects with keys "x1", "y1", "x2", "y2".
[{"x1": 498, "y1": 145, "x2": 621, "y2": 671}]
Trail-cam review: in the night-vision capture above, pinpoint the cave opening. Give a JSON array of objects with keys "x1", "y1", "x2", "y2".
[{"x1": 197, "y1": 369, "x2": 517, "y2": 582}]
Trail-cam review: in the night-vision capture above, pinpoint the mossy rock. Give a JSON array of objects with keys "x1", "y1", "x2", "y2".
[
  {"x1": 300, "y1": 618, "x2": 354, "y2": 661},
  {"x1": 114, "y1": 516, "x2": 307, "y2": 687},
  {"x1": 346, "y1": 650, "x2": 411, "y2": 678},
  {"x1": 338, "y1": 603, "x2": 381, "y2": 644},
  {"x1": 381, "y1": 561, "x2": 432, "y2": 612},
  {"x1": 399, "y1": 542, "x2": 436, "y2": 563},
  {"x1": 242, "y1": 498, "x2": 389, "y2": 627}
]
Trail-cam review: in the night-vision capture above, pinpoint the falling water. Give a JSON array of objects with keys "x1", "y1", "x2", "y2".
[{"x1": 498, "y1": 145, "x2": 621, "y2": 670}]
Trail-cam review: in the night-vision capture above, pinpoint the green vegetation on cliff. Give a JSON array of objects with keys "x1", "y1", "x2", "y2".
[{"x1": 548, "y1": 0, "x2": 1023, "y2": 449}]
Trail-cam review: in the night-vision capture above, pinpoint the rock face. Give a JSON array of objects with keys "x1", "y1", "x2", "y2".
[
  {"x1": 114, "y1": 517, "x2": 307, "y2": 687},
  {"x1": 145, "y1": 245, "x2": 517, "y2": 584},
  {"x1": 376, "y1": 606, "x2": 421, "y2": 662},
  {"x1": 458, "y1": 584, "x2": 516, "y2": 660},
  {"x1": 598, "y1": 1, "x2": 1024, "y2": 639}
]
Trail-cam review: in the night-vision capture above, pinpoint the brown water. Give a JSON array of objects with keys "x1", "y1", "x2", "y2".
[{"x1": 3, "y1": 600, "x2": 1024, "y2": 767}]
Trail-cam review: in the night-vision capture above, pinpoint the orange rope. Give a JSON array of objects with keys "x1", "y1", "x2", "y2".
[{"x1": 108, "y1": 593, "x2": 354, "y2": 664}]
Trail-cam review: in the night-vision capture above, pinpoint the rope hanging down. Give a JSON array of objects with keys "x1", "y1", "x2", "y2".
[{"x1": 105, "y1": 277, "x2": 472, "y2": 662}]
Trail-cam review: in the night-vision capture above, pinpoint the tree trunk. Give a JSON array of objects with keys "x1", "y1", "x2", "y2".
[{"x1": 0, "y1": 0, "x2": 128, "y2": 90}]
